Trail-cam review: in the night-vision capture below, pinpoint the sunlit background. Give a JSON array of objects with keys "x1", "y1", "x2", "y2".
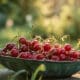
[
  {"x1": 1, "y1": 0, "x2": 80, "y2": 80},
  {"x1": 0, "y1": 0, "x2": 80, "y2": 47}
]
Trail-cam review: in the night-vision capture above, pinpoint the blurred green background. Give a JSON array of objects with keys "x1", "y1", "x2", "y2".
[
  {"x1": 0, "y1": 0, "x2": 80, "y2": 47},
  {"x1": 0, "y1": 0, "x2": 80, "y2": 80}
]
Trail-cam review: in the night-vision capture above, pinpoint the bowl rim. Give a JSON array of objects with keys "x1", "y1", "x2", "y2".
[{"x1": 0, "y1": 55, "x2": 80, "y2": 63}]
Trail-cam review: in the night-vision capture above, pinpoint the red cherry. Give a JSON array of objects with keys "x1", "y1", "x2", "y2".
[
  {"x1": 20, "y1": 52, "x2": 32, "y2": 59},
  {"x1": 20, "y1": 53, "x2": 27, "y2": 59},
  {"x1": 51, "y1": 56, "x2": 60, "y2": 61},
  {"x1": 25, "y1": 41, "x2": 31, "y2": 47},
  {"x1": 31, "y1": 40, "x2": 39, "y2": 47},
  {"x1": 34, "y1": 54, "x2": 45, "y2": 60},
  {"x1": 27, "y1": 53, "x2": 33, "y2": 59},
  {"x1": 1, "y1": 51, "x2": 6, "y2": 56},
  {"x1": 70, "y1": 58, "x2": 77, "y2": 61},
  {"x1": 69, "y1": 51, "x2": 78, "y2": 61},
  {"x1": 33, "y1": 43, "x2": 41, "y2": 51},
  {"x1": 70, "y1": 51, "x2": 78, "y2": 58},
  {"x1": 6, "y1": 43, "x2": 15, "y2": 50},
  {"x1": 11, "y1": 49, "x2": 19, "y2": 57},
  {"x1": 57, "y1": 48, "x2": 67, "y2": 60},
  {"x1": 49, "y1": 48, "x2": 59, "y2": 55},
  {"x1": 76, "y1": 51, "x2": 80, "y2": 58},
  {"x1": 59, "y1": 48, "x2": 65, "y2": 54},
  {"x1": 64, "y1": 44, "x2": 72, "y2": 51},
  {"x1": 2, "y1": 48, "x2": 7, "y2": 52},
  {"x1": 59, "y1": 48, "x2": 66, "y2": 55},
  {"x1": 42, "y1": 52, "x2": 49, "y2": 56},
  {"x1": 1, "y1": 48, "x2": 7, "y2": 56},
  {"x1": 59, "y1": 54, "x2": 66, "y2": 60},
  {"x1": 43, "y1": 43, "x2": 51, "y2": 52},
  {"x1": 19, "y1": 37, "x2": 27, "y2": 44},
  {"x1": 20, "y1": 45, "x2": 28, "y2": 52}
]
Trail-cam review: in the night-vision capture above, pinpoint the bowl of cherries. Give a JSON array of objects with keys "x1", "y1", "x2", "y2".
[{"x1": 0, "y1": 37, "x2": 80, "y2": 78}]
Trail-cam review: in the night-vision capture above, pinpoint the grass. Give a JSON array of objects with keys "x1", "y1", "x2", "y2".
[{"x1": 0, "y1": 26, "x2": 32, "y2": 48}]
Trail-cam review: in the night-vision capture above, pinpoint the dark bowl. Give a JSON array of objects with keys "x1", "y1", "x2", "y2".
[{"x1": 0, "y1": 56, "x2": 80, "y2": 78}]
